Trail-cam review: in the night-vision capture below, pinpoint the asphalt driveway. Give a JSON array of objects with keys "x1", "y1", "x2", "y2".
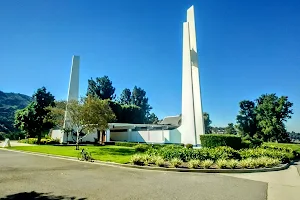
[{"x1": 0, "y1": 150, "x2": 267, "y2": 200}]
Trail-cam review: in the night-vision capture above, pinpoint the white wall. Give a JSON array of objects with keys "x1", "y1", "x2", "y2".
[
  {"x1": 110, "y1": 129, "x2": 182, "y2": 144},
  {"x1": 50, "y1": 130, "x2": 64, "y2": 143}
]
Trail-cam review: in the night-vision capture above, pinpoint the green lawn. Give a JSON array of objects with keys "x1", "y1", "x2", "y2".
[
  {"x1": 8, "y1": 145, "x2": 135, "y2": 164},
  {"x1": 265, "y1": 142, "x2": 300, "y2": 154}
]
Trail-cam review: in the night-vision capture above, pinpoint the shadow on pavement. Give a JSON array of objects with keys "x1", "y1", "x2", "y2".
[{"x1": 0, "y1": 191, "x2": 87, "y2": 200}]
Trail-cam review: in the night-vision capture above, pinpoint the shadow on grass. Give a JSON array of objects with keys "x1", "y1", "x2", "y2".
[{"x1": 0, "y1": 191, "x2": 86, "y2": 200}]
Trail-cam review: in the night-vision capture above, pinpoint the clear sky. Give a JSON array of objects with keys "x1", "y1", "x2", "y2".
[{"x1": 0, "y1": 0, "x2": 299, "y2": 131}]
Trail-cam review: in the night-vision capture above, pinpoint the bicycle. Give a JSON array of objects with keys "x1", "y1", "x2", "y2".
[{"x1": 77, "y1": 148, "x2": 94, "y2": 162}]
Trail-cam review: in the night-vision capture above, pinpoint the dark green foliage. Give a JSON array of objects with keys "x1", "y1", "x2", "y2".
[
  {"x1": 86, "y1": 76, "x2": 116, "y2": 100},
  {"x1": 200, "y1": 134, "x2": 242, "y2": 150},
  {"x1": 185, "y1": 144, "x2": 193, "y2": 149},
  {"x1": 14, "y1": 87, "x2": 55, "y2": 143},
  {"x1": 134, "y1": 144, "x2": 150, "y2": 152},
  {"x1": 239, "y1": 148, "x2": 294, "y2": 163},
  {"x1": 131, "y1": 86, "x2": 152, "y2": 123},
  {"x1": 225, "y1": 123, "x2": 237, "y2": 135},
  {"x1": 115, "y1": 142, "x2": 141, "y2": 147},
  {"x1": 203, "y1": 112, "x2": 212, "y2": 134},
  {"x1": 119, "y1": 88, "x2": 131, "y2": 105},
  {"x1": 146, "y1": 113, "x2": 159, "y2": 124},
  {"x1": 241, "y1": 137, "x2": 263, "y2": 148},
  {"x1": 146, "y1": 146, "x2": 240, "y2": 162},
  {"x1": 236, "y1": 100, "x2": 258, "y2": 138},
  {"x1": 0, "y1": 91, "x2": 32, "y2": 133},
  {"x1": 108, "y1": 101, "x2": 144, "y2": 123},
  {"x1": 19, "y1": 138, "x2": 60, "y2": 145}
]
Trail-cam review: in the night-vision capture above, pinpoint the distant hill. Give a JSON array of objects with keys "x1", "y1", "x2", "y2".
[{"x1": 0, "y1": 91, "x2": 32, "y2": 133}]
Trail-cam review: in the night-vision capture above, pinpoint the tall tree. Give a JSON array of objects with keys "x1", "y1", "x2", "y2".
[
  {"x1": 82, "y1": 96, "x2": 116, "y2": 144},
  {"x1": 236, "y1": 100, "x2": 258, "y2": 138},
  {"x1": 255, "y1": 94, "x2": 293, "y2": 142},
  {"x1": 203, "y1": 112, "x2": 212, "y2": 134},
  {"x1": 119, "y1": 88, "x2": 131, "y2": 105},
  {"x1": 131, "y1": 86, "x2": 152, "y2": 123},
  {"x1": 147, "y1": 113, "x2": 159, "y2": 124},
  {"x1": 86, "y1": 76, "x2": 116, "y2": 100},
  {"x1": 14, "y1": 87, "x2": 55, "y2": 143},
  {"x1": 225, "y1": 123, "x2": 237, "y2": 135}
]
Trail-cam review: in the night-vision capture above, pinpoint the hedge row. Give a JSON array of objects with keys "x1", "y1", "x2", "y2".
[
  {"x1": 200, "y1": 134, "x2": 242, "y2": 149},
  {"x1": 19, "y1": 138, "x2": 60, "y2": 145},
  {"x1": 131, "y1": 154, "x2": 281, "y2": 169},
  {"x1": 143, "y1": 145, "x2": 294, "y2": 163}
]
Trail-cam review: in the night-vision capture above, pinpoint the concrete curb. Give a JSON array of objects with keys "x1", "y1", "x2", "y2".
[{"x1": 0, "y1": 148, "x2": 291, "y2": 173}]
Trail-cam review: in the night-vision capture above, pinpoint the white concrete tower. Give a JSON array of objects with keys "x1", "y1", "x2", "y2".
[
  {"x1": 63, "y1": 55, "x2": 80, "y2": 128},
  {"x1": 180, "y1": 6, "x2": 205, "y2": 146}
]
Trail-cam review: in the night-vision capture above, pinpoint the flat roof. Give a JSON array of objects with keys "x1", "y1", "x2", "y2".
[{"x1": 108, "y1": 123, "x2": 178, "y2": 130}]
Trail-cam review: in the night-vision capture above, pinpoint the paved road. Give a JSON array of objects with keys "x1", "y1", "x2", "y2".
[{"x1": 0, "y1": 150, "x2": 267, "y2": 200}]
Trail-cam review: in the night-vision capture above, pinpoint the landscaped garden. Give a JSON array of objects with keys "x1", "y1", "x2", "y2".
[
  {"x1": 12, "y1": 134, "x2": 300, "y2": 170},
  {"x1": 129, "y1": 135, "x2": 300, "y2": 170}
]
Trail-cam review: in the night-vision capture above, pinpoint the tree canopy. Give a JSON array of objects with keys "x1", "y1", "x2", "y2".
[
  {"x1": 87, "y1": 76, "x2": 116, "y2": 100},
  {"x1": 14, "y1": 87, "x2": 55, "y2": 143}
]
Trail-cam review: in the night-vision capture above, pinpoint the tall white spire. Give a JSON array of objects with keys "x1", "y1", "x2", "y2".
[
  {"x1": 179, "y1": 6, "x2": 205, "y2": 146},
  {"x1": 63, "y1": 55, "x2": 80, "y2": 129}
]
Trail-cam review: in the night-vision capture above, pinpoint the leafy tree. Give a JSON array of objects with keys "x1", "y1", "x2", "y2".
[
  {"x1": 236, "y1": 100, "x2": 258, "y2": 138},
  {"x1": 131, "y1": 86, "x2": 152, "y2": 123},
  {"x1": 255, "y1": 94, "x2": 293, "y2": 142},
  {"x1": 119, "y1": 88, "x2": 131, "y2": 105},
  {"x1": 147, "y1": 113, "x2": 159, "y2": 124},
  {"x1": 203, "y1": 112, "x2": 212, "y2": 134},
  {"x1": 14, "y1": 87, "x2": 55, "y2": 143},
  {"x1": 82, "y1": 96, "x2": 116, "y2": 145},
  {"x1": 86, "y1": 76, "x2": 116, "y2": 100},
  {"x1": 225, "y1": 123, "x2": 237, "y2": 135}
]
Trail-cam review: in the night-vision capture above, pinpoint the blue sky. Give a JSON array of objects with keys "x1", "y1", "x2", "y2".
[{"x1": 0, "y1": 0, "x2": 299, "y2": 131}]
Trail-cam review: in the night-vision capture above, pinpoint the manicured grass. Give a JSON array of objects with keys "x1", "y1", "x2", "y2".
[
  {"x1": 265, "y1": 142, "x2": 300, "y2": 154},
  {"x1": 8, "y1": 145, "x2": 135, "y2": 164}
]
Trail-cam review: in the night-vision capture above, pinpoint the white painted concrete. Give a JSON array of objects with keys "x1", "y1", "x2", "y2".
[
  {"x1": 63, "y1": 55, "x2": 80, "y2": 129},
  {"x1": 178, "y1": 5, "x2": 204, "y2": 146}
]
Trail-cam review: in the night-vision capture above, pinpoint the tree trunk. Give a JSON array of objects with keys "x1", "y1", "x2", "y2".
[
  {"x1": 97, "y1": 129, "x2": 101, "y2": 144},
  {"x1": 37, "y1": 134, "x2": 42, "y2": 145}
]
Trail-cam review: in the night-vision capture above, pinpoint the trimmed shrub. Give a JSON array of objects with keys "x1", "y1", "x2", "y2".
[
  {"x1": 155, "y1": 157, "x2": 165, "y2": 167},
  {"x1": 239, "y1": 148, "x2": 294, "y2": 163},
  {"x1": 200, "y1": 134, "x2": 242, "y2": 149},
  {"x1": 200, "y1": 159, "x2": 214, "y2": 169},
  {"x1": 226, "y1": 159, "x2": 239, "y2": 169},
  {"x1": 241, "y1": 138, "x2": 263, "y2": 148},
  {"x1": 19, "y1": 138, "x2": 60, "y2": 145},
  {"x1": 170, "y1": 158, "x2": 183, "y2": 168},
  {"x1": 187, "y1": 159, "x2": 201, "y2": 169},
  {"x1": 130, "y1": 154, "x2": 146, "y2": 165},
  {"x1": 134, "y1": 144, "x2": 149, "y2": 152},
  {"x1": 216, "y1": 159, "x2": 227, "y2": 169},
  {"x1": 115, "y1": 142, "x2": 140, "y2": 147},
  {"x1": 185, "y1": 144, "x2": 193, "y2": 149}
]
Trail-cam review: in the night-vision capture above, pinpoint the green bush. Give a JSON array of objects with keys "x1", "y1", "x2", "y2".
[
  {"x1": 130, "y1": 154, "x2": 146, "y2": 165},
  {"x1": 238, "y1": 157, "x2": 280, "y2": 169},
  {"x1": 134, "y1": 144, "x2": 149, "y2": 152},
  {"x1": 200, "y1": 160, "x2": 214, "y2": 169},
  {"x1": 200, "y1": 134, "x2": 242, "y2": 149},
  {"x1": 241, "y1": 138, "x2": 263, "y2": 148},
  {"x1": 239, "y1": 148, "x2": 294, "y2": 163},
  {"x1": 145, "y1": 146, "x2": 239, "y2": 162},
  {"x1": 155, "y1": 157, "x2": 165, "y2": 167},
  {"x1": 216, "y1": 159, "x2": 227, "y2": 169},
  {"x1": 185, "y1": 144, "x2": 193, "y2": 149},
  {"x1": 115, "y1": 142, "x2": 141, "y2": 147},
  {"x1": 187, "y1": 159, "x2": 201, "y2": 169},
  {"x1": 170, "y1": 158, "x2": 183, "y2": 168},
  {"x1": 226, "y1": 159, "x2": 239, "y2": 169},
  {"x1": 19, "y1": 138, "x2": 60, "y2": 145}
]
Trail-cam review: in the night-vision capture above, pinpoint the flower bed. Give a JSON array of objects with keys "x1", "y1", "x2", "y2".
[{"x1": 129, "y1": 145, "x2": 295, "y2": 169}]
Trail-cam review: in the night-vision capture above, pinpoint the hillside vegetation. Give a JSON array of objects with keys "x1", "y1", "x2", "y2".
[{"x1": 0, "y1": 90, "x2": 31, "y2": 133}]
